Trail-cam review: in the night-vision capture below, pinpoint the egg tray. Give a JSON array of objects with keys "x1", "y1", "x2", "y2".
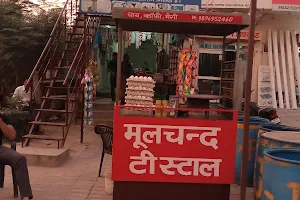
[
  {"x1": 125, "y1": 99, "x2": 154, "y2": 105},
  {"x1": 126, "y1": 82, "x2": 155, "y2": 88},
  {"x1": 125, "y1": 96, "x2": 153, "y2": 101},
  {"x1": 125, "y1": 91, "x2": 154, "y2": 97},
  {"x1": 126, "y1": 76, "x2": 156, "y2": 84}
]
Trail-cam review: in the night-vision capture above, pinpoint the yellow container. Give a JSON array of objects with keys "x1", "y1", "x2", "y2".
[
  {"x1": 161, "y1": 100, "x2": 168, "y2": 117},
  {"x1": 155, "y1": 100, "x2": 162, "y2": 117}
]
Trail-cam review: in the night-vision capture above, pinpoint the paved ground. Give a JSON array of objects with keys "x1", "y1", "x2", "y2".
[
  {"x1": 0, "y1": 126, "x2": 113, "y2": 200},
  {"x1": 0, "y1": 108, "x2": 299, "y2": 200},
  {"x1": 277, "y1": 108, "x2": 300, "y2": 127}
]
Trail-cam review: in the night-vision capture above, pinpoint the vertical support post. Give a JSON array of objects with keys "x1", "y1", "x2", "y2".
[
  {"x1": 219, "y1": 36, "x2": 226, "y2": 96},
  {"x1": 64, "y1": 7, "x2": 67, "y2": 42},
  {"x1": 116, "y1": 23, "x2": 123, "y2": 105},
  {"x1": 80, "y1": 88, "x2": 84, "y2": 143},
  {"x1": 233, "y1": 31, "x2": 241, "y2": 110},
  {"x1": 30, "y1": 80, "x2": 33, "y2": 102},
  {"x1": 66, "y1": 87, "x2": 69, "y2": 126},
  {"x1": 83, "y1": 15, "x2": 87, "y2": 44},
  {"x1": 71, "y1": 0, "x2": 73, "y2": 23},
  {"x1": 240, "y1": 0, "x2": 257, "y2": 200}
]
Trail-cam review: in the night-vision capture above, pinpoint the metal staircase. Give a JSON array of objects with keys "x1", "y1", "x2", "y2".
[{"x1": 22, "y1": 0, "x2": 101, "y2": 148}]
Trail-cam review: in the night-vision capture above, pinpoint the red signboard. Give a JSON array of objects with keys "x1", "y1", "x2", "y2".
[
  {"x1": 125, "y1": 10, "x2": 243, "y2": 24},
  {"x1": 112, "y1": 106, "x2": 238, "y2": 184},
  {"x1": 272, "y1": 0, "x2": 300, "y2": 11},
  {"x1": 273, "y1": 0, "x2": 299, "y2": 4}
]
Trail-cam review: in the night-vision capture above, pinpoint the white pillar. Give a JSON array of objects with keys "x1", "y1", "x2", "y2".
[
  {"x1": 285, "y1": 30, "x2": 298, "y2": 109},
  {"x1": 272, "y1": 30, "x2": 284, "y2": 108},
  {"x1": 267, "y1": 29, "x2": 278, "y2": 108},
  {"x1": 279, "y1": 30, "x2": 290, "y2": 109},
  {"x1": 291, "y1": 31, "x2": 300, "y2": 106}
]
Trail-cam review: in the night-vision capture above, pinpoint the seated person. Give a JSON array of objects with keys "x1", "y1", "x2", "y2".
[
  {"x1": 0, "y1": 112, "x2": 33, "y2": 200},
  {"x1": 12, "y1": 80, "x2": 31, "y2": 103},
  {"x1": 13, "y1": 80, "x2": 40, "y2": 133}
]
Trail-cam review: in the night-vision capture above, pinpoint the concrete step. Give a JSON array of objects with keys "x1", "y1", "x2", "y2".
[{"x1": 17, "y1": 144, "x2": 69, "y2": 167}]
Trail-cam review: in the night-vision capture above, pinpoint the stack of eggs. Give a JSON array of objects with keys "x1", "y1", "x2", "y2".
[{"x1": 125, "y1": 76, "x2": 156, "y2": 115}]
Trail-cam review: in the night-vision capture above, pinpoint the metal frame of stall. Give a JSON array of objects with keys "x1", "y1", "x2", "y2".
[{"x1": 112, "y1": 7, "x2": 251, "y2": 200}]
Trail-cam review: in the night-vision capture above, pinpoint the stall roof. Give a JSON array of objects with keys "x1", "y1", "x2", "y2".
[{"x1": 112, "y1": 8, "x2": 249, "y2": 36}]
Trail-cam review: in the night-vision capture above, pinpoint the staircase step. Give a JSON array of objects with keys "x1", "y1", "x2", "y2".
[
  {"x1": 22, "y1": 134, "x2": 64, "y2": 149},
  {"x1": 69, "y1": 33, "x2": 92, "y2": 36},
  {"x1": 58, "y1": 58, "x2": 73, "y2": 60},
  {"x1": 61, "y1": 49, "x2": 77, "y2": 52},
  {"x1": 65, "y1": 40, "x2": 81, "y2": 43},
  {"x1": 36, "y1": 109, "x2": 71, "y2": 113},
  {"x1": 52, "y1": 76, "x2": 66, "y2": 79},
  {"x1": 69, "y1": 32, "x2": 84, "y2": 36},
  {"x1": 55, "y1": 66, "x2": 71, "y2": 69},
  {"x1": 42, "y1": 79, "x2": 64, "y2": 83},
  {"x1": 45, "y1": 86, "x2": 76, "y2": 89},
  {"x1": 42, "y1": 96, "x2": 76, "y2": 101},
  {"x1": 43, "y1": 78, "x2": 65, "y2": 82},
  {"x1": 22, "y1": 134, "x2": 64, "y2": 141},
  {"x1": 29, "y1": 121, "x2": 67, "y2": 126},
  {"x1": 72, "y1": 25, "x2": 93, "y2": 29}
]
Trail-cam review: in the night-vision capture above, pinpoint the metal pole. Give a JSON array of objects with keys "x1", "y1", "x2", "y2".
[
  {"x1": 80, "y1": 88, "x2": 84, "y2": 143},
  {"x1": 233, "y1": 31, "x2": 241, "y2": 110},
  {"x1": 240, "y1": 0, "x2": 257, "y2": 200},
  {"x1": 116, "y1": 24, "x2": 123, "y2": 105}
]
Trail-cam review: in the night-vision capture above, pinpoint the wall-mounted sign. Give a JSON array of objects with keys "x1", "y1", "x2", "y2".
[
  {"x1": 257, "y1": 65, "x2": 273, "y2": 107},
  {"x1": 124, "y1": 10, "x2": 243, "y2": 24},
  {"x1": 201, "y1": 0, "x2": 272, "y2": 9},
  {"x1": 112, "y1": 106, "x2": 238, "y2": 184},
  {"x1": 272, "y1": 0, "x2": 300, "y2": 11},
  {"x1": 227, "y1": 31, "x2": 262, "y2": 41},
  {"x1": 80, "y1": 0, "x2": 202, "y2": 15}
]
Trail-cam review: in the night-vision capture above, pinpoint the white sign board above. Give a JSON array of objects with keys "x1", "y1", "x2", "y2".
[
  {"x1": 80, "y1": 0, "x2": 299, "y2": 15},
  {"x1": 272, "y1": 0, "x2": 300, "y2": 11},
  {"x1": 80, "y1": 0, "x2": 202, "y2": 15},
  {"x1": 201, "y1": 0, "x2": 272, "y2": 9}
]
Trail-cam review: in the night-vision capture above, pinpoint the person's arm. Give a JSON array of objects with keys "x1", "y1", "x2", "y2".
[
  {"x1": 129, "y1": 63, "x2": 133, "y2": 75},
  {"x1": 0, "y1": 115, "x2": 16, "y2": 141},
  {"x1": 107, "y1": 61, "x2": 112, "y2": 72},
  {"x1": 108, "y1": 61, "x2": 116, "y2": 76}
]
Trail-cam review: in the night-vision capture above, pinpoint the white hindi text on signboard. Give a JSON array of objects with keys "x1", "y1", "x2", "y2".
[{"x1": 124, "y1": 124, "x2": 222, "y2": 177}]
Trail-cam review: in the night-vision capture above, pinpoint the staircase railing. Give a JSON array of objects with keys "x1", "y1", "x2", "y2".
[
  {"x1": 27, "y1": 0, "x2": 79, "y2": 101},
  {"x1": 61, "y1": 15, "x2": 101, "y2": 146},
  {"x1": 24, "y1": 0, "x2": 102, "y2": 147}
]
